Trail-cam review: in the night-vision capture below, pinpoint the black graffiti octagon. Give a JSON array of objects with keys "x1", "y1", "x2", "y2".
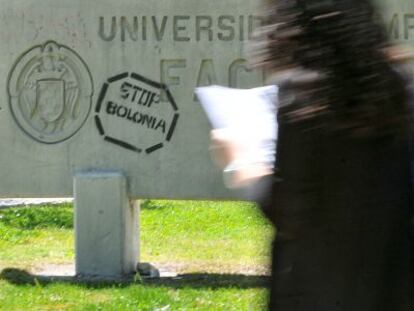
[{"x1": 95, "y1": 72, "x2": 179, "y2": 154}]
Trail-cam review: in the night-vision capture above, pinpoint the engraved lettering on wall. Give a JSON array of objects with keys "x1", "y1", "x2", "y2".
[
  {"x1": 98, "y1": 15, "x2": 263, "y2": 42},
  {"x1": 387, "y1": 13, "x2": 414, "y2": 40}
]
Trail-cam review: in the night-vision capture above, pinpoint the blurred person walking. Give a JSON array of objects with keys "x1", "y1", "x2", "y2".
[{"x1": 246, "y1": 0, "x2": 414, "y2": 309}]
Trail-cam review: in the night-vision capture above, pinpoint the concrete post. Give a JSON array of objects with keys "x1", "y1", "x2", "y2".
[{"x1": 74, "y1": 171, "x2": 139, "y2": 277}]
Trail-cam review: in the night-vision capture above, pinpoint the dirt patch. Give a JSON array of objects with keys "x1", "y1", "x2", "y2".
[{"x1": 30, "y1": 261, "x2": 270, "y2": 278}]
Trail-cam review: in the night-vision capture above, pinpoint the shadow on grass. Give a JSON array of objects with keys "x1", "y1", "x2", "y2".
[
  {"x1": 0, "y1": 268, "x2": 270, "y2": 290},
  {"x1": 140, "y1": 199, "x2": 173, "y2": 211},
  {"x1": 145, "y1": 273, "x2": 270, "y2": 289}
]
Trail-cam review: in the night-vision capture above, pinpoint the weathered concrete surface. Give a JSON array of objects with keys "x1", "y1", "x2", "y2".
[
  {"x1": 0, "y1": 0, "x2": 264, "y2": 200},
  {"x1": 0, "y1": 0, "x2": 412, "y2": 200},
  {"x1": 74, "y1": 172, "x2": 138, "y2": 277}
]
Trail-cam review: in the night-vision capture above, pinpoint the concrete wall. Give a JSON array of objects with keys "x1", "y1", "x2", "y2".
[{"x1": 0, "y1": 0, "x2": 412, "y2": 200}]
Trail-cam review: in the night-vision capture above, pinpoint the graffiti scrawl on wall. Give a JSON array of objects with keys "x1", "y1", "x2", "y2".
[{"x1": 95, "y1": 72, "x2": 179, "y2": 153}]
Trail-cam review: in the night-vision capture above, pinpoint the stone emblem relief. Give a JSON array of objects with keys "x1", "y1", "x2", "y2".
[{"x1": 7, "y1": 41, "x2": 93, "y2": 143}]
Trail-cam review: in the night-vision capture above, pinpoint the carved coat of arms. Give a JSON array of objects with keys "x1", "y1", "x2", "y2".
[{"x1": 7, "y1": 41, "x2": 93, "y2": 143}]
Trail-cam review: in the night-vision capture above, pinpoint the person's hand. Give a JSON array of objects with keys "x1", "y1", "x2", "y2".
[
  {"x1": 209, "y1": 128, "x2": 242, "y2": 170},
  {"x1": 209, "y1": 128, "x2": 273, "y2": 188}
]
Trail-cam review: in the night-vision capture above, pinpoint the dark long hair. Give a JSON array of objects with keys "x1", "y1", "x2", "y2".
[{"x1": 250, "y1": 0, "x2": 410, "y2": 137}]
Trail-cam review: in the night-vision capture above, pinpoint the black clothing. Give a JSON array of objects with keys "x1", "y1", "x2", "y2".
[{"x1": 258, "y1": 77, "x2": 414, "y2": 310}]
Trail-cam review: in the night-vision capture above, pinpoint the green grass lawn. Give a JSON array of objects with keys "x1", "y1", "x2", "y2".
[{"x1": 0, "y1": 200, "x2": 274, "y2": 310}]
